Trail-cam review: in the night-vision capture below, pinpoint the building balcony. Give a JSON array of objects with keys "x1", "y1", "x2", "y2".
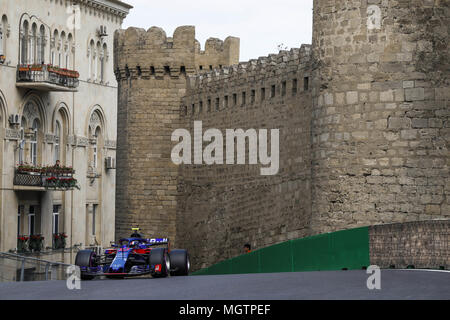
[
  {"x1": 13, "y1": 165, "x2": 80, "y2": 191},
  {"x1": 16, "y1": 64, "x2": 79, "y2": 92}
]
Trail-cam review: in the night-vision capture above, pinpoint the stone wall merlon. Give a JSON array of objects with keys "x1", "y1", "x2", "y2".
[
  {"x1": 186, "y1": 45, "x2": 312, "y2": 92},
  {"x1": 196, "y1": 37, "x2": 240, "y2": 55},
  {"x1": 114, "y1": 26, "x2": 238, "y2": 74}
]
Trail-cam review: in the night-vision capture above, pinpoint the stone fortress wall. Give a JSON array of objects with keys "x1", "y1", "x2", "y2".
[
  {"x1": 310, "y1": 0, "x2": 449, "y2": 234},
  {"x1": 115, "y1": 0, "x2": 449, "y2": 270},
  {"x1": 113, "y1": 26, "x2": 239, "y2": 245},
  {"x1": 178, "y1": 46, "x2": 313, "y2": 268}
]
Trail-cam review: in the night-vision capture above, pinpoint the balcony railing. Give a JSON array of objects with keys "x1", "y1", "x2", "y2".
[
  {"x1": 13, "y1": 172, "x2": 44, "y2": 188},
  {"x1": 16, "y1": 64, "x2": 79, "y2": 92},
  {"x1": 13, "y1": 166, "x2": 80, "y2": 191}
]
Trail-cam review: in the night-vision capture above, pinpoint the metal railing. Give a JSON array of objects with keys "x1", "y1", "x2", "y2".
[
  {"x1": 13, "y1": 172, "x2": 44, "y2": 187},
  {"x1": 13, "y1": 169, "x2": 79, "y2": 190},
  {"x1": 0, "y1": 252, "x2": 76, "y2": 282},
  {"x1": 16, "y1": 64, "x2": 79, "y2": 89}
]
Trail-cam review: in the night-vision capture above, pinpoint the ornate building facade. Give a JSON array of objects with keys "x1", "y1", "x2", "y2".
[{"x1": 0, "y1": 0, "x2": 132, "y2": 254}]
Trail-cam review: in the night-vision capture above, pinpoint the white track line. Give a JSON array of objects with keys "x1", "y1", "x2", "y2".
[{"x1": 394, "y1": 269, "x2": 450, "y2": 274}]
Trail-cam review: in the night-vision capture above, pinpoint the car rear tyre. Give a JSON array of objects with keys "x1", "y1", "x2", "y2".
[
  {"x1": 169, "y1": 249, "x2": 190, "y2": 276},
  {"x1": 75, "y1": 250, "x2": 97, "y2": 280},
  {"x1": 149, "y1": 248, "x2": 170, "y2": 278}
]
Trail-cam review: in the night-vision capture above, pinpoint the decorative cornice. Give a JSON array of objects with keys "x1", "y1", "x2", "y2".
[{"x1": 74, "y1": 0, "x2": 132, "y2": 19}]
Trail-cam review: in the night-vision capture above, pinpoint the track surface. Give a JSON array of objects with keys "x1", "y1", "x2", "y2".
[{"x1": 0, "y1": 269, "x2": 448, "y2": 300}]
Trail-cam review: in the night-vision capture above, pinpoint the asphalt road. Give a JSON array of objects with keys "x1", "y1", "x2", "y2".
[{"x1": 0, "y1": 269, "x2": 448, "y2": 300}]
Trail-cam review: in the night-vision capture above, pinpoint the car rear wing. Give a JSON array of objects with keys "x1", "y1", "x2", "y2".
[{"x1": 146, "y1": 238, "x2": 170, "y2": 246}]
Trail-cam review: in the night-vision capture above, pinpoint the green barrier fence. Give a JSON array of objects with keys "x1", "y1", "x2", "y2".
[{"x1": 192, "y1": 227, "x2": 370, "y2": 275}]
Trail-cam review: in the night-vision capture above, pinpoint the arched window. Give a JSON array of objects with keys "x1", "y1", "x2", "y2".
[
  {"x1": 67, "y1": 33, "x2": 73, "y2": 69},
  {"x1": 88, "y1": 110, "x2": 104, "y2": 171},
  {"x1": 37, "y1": 25, "x2": 45, "y2": 64},
  {"x1": 93, "y1": 128, "x2": 99, "y2": 168},
  {"x1": 0, "y1": 15, "x2": 8, "y2": 58},
  {"x1": 54, "y1": 121, "x2": 61, "y2": 164},
  {"x1": 60, "y1": 31, "x2": 66, "y2": 68},
  {"x1": 31, "y1": 119, "x2": 39, "y2": 166},
  {"x1": 20, "y1": 20, "x2": 29, "y2": 64},
  {"x1": 89, "y1": 40, "x2": 95, "y2": 80},
  {"x1": 101, "y1": 43, "x2": 107, "y2": 83},
  {"x1": 95, "y1": 41, "x2": 101, "y2": 81},
  {"x1": 31, "y1": 23, "x2": 37, "y2": 64},
  {"x1": 58, "y1": 31, "x2": 66, "y2": 68},
  {"x1": 19, "y1": 117, "x2": 26, "y2": 164},
  {"x1": 51, "y1": 30, "x2": 58, "y2": 65}
]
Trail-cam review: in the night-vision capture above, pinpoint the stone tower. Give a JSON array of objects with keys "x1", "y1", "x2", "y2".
[
  {"x1": 310, "y1": 0, "x2": 449, "y2": 233},
  {"x1": 113, "y1": 26, "x2": 239, "y2": 242}
]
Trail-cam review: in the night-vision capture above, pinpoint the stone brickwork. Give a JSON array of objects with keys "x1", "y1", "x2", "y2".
[
  {"x1": 178, "y1": 46, "x2": 312, "y2": 269},
  {"x1": 114, "y1": 26, "x2": 240, "y2": 243},
  {"x1": 369, "y1": 220, "x2": 449, "y2": 269},
  {"x1": 115, "y1": 0, "x2": 449, "y2": 270},
  {"x1": 311, "y1": 0, "x2": 450, "y2": 233}
]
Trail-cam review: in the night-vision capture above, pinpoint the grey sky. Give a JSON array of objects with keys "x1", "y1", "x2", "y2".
[{"x1": 122, "y1": 0, "x2": 313, "y2": 62}]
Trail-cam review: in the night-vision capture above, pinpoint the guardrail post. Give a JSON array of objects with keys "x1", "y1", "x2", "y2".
[
  {"x1": 20, "y1": 258, "x2": 25, "y2": 282},
  {"x1": 45, "y1": 263, "x2": 50, "y2": 280},
  {"x1": 51, "y1": 264, "x2": 57, "y2": 280}
]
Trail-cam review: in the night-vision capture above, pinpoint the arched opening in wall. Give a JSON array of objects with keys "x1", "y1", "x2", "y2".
[
  {"x1": 20, "y1": 20, "x2": 29, "y2": 64},
  {"x1": 60, "y1": 31, "x2": 66, "y2": 68},
  {"x1": 88, "y1": 109, "x2": 105, "y2": 174},
  {"x1": 96, "y1": 41, "x2": 101, "y2": 81},
  {"x1": 88, "y1": 125, "x2": 102, "y2": 170},
  {"x1": 30, "y1": 119, "x2": 40, "y2": 166},
  {"x1": 101, "y1": 43, "x2": 107, "y2": 83},
  {"x1": 54, "y1": 121, "x2": 61, "y2": 164},
  {"x1": 21, "y1": 98, "x2": 45, "y2": 166},
  {"x1": 89, "y1": 39, "x2": 95, "y2": 81},
  {"x1": 53, "y1": 105, "x2": 70, "y2": 165},
  {"x1": 38, "y1": 25, "x2": 46, "y2": 64},
  {"x1": 51, "y1": 29, "x2": 58, "y2": 65},
  {"x1": 67, "y1": 33, "x2": 73, "y2": 69},
  {"x1": 18, "y1": 117, "x2": 26, "y2": 164},
  {"x1": 31, "y1": 23, "x2": 37, "y2": 64},
  {"x1": 0, "y1": 15, "x2": 9, "y2": 60}
]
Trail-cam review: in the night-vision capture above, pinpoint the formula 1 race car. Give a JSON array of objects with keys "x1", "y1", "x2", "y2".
[{"x1": 75, "y1": 229, "x2": 190, "y2": 280}]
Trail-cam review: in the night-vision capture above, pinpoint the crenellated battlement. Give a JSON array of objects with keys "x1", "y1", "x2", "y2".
[
  {"x1": 114, "y1": 26, "x2": 240, "y2": 81},
  {"x1": 186, "y1": 44, "x2": 312, "y2": 93},
  {"x1": 195, "y1": 37, "x2": 240, "y2": 72}
]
